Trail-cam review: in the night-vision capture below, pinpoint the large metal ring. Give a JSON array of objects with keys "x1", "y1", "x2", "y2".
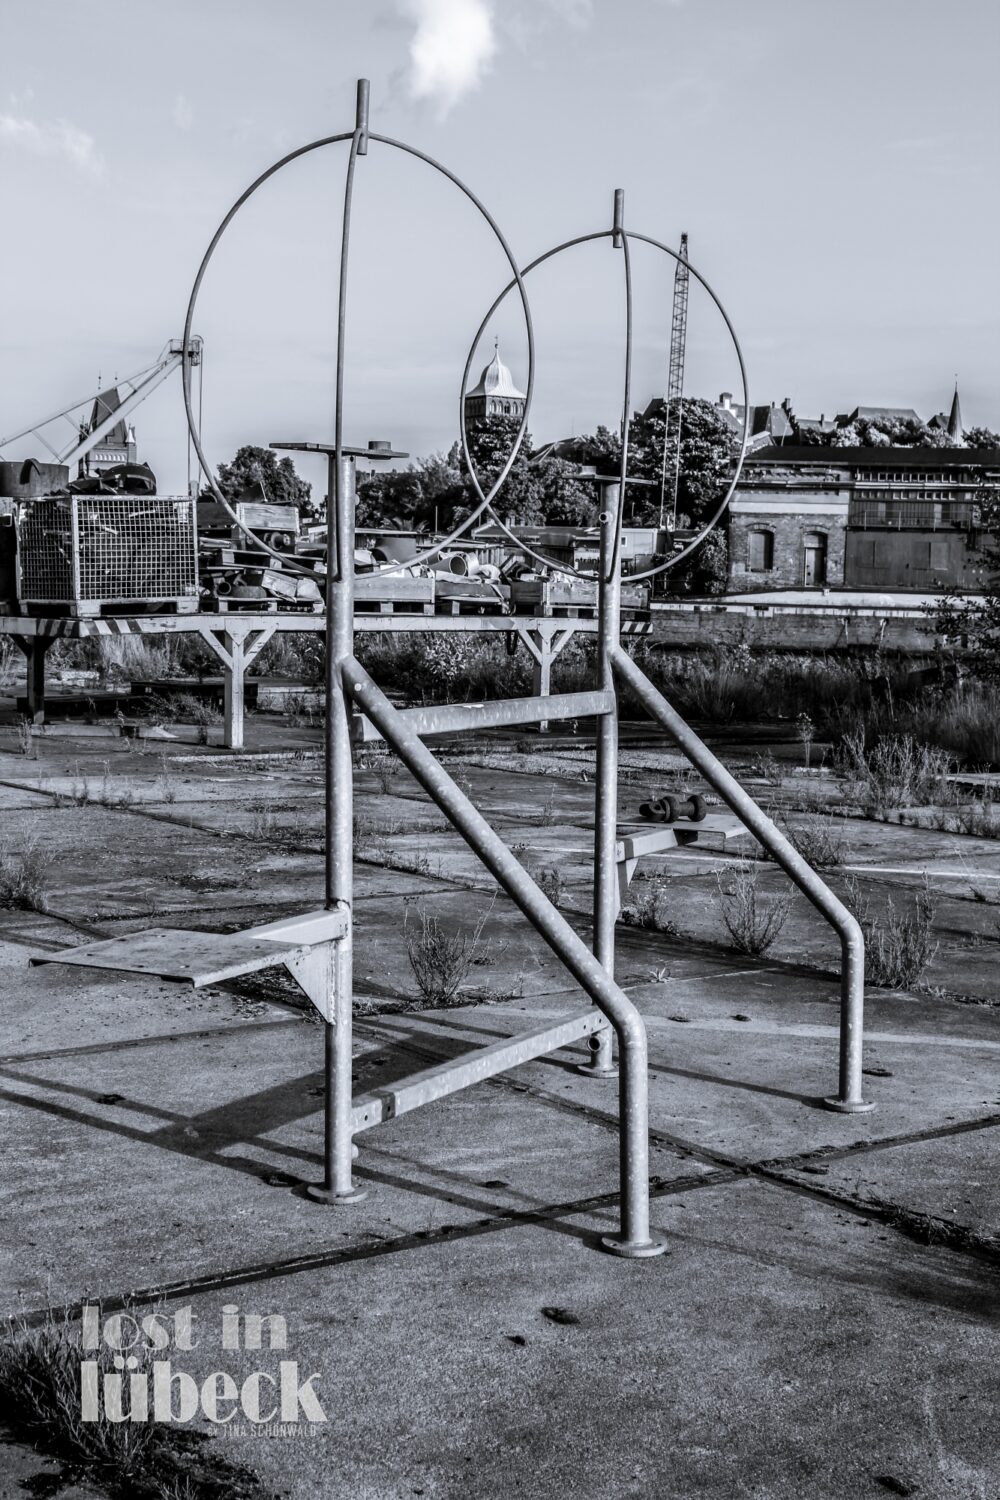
[
  {"x1": 463, "y1": 230, "x2": 749, "y2": 585},
  {"x1": 181, "y1": 132, "x2": 536, "y2": 580}
]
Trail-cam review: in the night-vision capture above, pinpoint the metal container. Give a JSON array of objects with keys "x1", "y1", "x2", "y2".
[{"x1": 16, "y1": 495, "x2": 199, "y2": 613}]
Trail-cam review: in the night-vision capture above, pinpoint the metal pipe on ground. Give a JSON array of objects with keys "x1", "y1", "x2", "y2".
[
  {"x1": 609, "y1": 644, "x2": 872, "y2": 1114},
  {"x1": 343, "y1": 653, "x2": 666, "y2": 1258}
]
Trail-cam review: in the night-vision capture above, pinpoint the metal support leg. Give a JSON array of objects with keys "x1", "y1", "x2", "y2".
[
  {"x1": 222, "y1": 631, "x2": 245, "y2": 751},
  {"x1": 307, "y1": 449, "x2": 366, "y2": 1204},
  {"x1": 14, "y1": 637, "x2": 53, "y2": 726},
  {"x1": 580, "y1": 511, "x2": 619, "y2": 1079}
]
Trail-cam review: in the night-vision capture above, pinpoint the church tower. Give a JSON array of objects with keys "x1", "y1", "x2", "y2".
[{"x1": 463, "y1": 341, "x2": 526, "y2": 430}]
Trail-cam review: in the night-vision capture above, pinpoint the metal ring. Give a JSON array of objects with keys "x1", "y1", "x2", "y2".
[
  {"x1": 181, "y1": 130, "x2": 535, "y2": 580},
  {"x1": 462, "y1": 229, "x2": 749, "y2": 585}
]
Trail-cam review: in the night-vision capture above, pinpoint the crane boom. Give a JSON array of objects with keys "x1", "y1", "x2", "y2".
[
  {"x1": 0, "y1": 337, "x2": 202, "y2": 469},
  {"x1": 658, "y1": 233, "x2": 689, "y2": 530}
]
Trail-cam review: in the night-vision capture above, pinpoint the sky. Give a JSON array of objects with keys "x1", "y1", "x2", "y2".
[{"x1": 1, "y1": 0, "x2": 998, "y2": 495}]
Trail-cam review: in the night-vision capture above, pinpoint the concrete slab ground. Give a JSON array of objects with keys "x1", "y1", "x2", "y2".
[{"x1": 0, "y1": 721, "x2": 999, "y2": 1497}]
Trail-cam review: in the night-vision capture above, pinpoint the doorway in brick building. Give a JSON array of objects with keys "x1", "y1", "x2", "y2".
[{"x1": 803, "y1": 532, "x2": 827, "y2": 586}]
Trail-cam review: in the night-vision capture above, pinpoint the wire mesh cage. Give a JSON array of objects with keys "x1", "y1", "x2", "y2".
[{"x1": 15, "y1": 496, "x2": 199, "y2": 611}]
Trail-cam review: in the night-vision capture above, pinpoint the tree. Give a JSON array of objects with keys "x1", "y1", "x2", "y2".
[
  {"x1": 464, "y1": 414, "x2": 546, "y2": 524},
  {"x1": 355, "y1": 447, "x2": 471, "y2": 532},
  {"x1": 830, "y1": 416, "x2": 950, "y2": 449},
  {"x1": 216, "y1": 445, "x2": 313, "y2": 515},
  {"x1": 966, "y1": 426, "x2": 1000, "y2": 449},
  {"x1": 625, "y1": 398, "x2": 737, "y2": 528}
]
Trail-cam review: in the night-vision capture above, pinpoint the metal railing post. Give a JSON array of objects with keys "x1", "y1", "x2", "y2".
[
  {"x1": 343, "y1": 656, "x2": 666, "y2": 1257},
  {"x1": 610, "y1": 645, "x2": 873, "y2": 1113},
  {"x1": 580, "y1": 508, "x2": 620, "y2": 1078},
  {"x1": 308, "y1": 86, "x2": 368, "y2": 1204},
  {"x1": 308, "y1": 452, "x2": 367, "y2": 1204}
]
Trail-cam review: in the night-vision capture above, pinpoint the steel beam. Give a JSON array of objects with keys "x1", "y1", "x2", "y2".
[
  {"x1": 351, "y1": 687, "x2": 613, "y2": 743},
  {"x1": 352, "y1": 1009, "x2": 608, "y2": 1131}
]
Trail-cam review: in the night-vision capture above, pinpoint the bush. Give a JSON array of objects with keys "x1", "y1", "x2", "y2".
[
  {"x1": 714, "y1": 859, "x2": 790, "y2": 956},
  {"x1": 843, "y1": 874, "x2": 938, "y2": 989},
  {"x1": 621, "y1": 877, "x2": 678, "y2": 935},
  {"x1": 0, "y1": 837, "x2": 50, "y2": 911},
  {"x1": 405, "y1": 904, "x2": 491, "y2": 1005}
]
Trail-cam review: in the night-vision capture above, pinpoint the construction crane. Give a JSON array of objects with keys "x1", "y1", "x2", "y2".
[
  {"x1": 657, "y1": 232, "x2": 689, "y2": 531},
  {"x1": 0, "y1": 336, "x2": 202, "y2": 474}
]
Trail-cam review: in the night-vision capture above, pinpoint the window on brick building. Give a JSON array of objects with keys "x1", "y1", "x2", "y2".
[{"x1": 747, "y1": 530, "x2": 774, "y2": 572}]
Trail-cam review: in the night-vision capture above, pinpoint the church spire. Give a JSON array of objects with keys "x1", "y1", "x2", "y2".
[{"x1": 947, "y1": 380, "x2": 964, "y2": 443}]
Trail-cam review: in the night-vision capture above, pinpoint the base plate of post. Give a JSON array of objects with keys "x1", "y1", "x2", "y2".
[
  {"x1": 822, "y1": 1096, "x2": 876, "y2": 1114},
  {"x1": 600, "y1": 1234, "x2": 668, "y2": 1259},
  {"x1": 575, "y1": 1061, "x2": 618, "y2": 1079},
  {"x1": 305, "y1": 1183, "x2": 368, "y2": 1204}
]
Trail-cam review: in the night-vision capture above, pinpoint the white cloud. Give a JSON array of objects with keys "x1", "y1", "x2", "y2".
[
  {"x1": 400, "y1": 0, "x2": 497, "y2": 118},
  {"x1": 0, "y1": 113, "x2": 103, "y2": 175},
  {"x1": 172, "y1": 94, "x2": 194, "y2": 130}
]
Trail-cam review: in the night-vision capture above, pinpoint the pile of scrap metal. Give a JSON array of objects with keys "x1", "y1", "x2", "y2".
[{"x1": 197, "y1": 488, "x2": 322, "y2": 608}]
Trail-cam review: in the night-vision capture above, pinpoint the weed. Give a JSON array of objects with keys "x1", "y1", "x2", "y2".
[
  {"x1": 954, "y1": 798, "x2": 1000, "y2": 839},
  {"x1": 748, "y1": 751, "x2": 783, "y2": 785},
  {"x1": 621, "y1": 877, "x2": 679, "y2": 936},
  {"x1": 796, "y1": 711, "x2": 816, "y2": 769},
  {"x1": 15, "y1": 717, "x2": 35, "y2": 758},
  {"x1": 405, "y1": 903, "x2": 492, "y2": 1005},
  {"x1": 0, "y1": 836, "x2": 51, "y2": 911},
  {"x1": 536, "y1": 864, "x2": 563, "y2": 906},
  {"x1": 839, "y1": 731, "x2": 952, "y2": 815},
  {"x1": 714, "y1": 859, "x2": 790, "y2": 956},
  {"x1": 843, "y1": 874, "x2": 938, "y2": 989},
  {"x1": 771, "y1": 809, "x2": 847, "y2": 868},
  {"x1": 539, "y1": 787, "x2": 556, "y2": 827},
  {"x1": 358, "y1": 747, "x2": 400, "y2": 795},
  {"x1": 0, "y1": 1306, "x2": 272, "y2": 1499}
]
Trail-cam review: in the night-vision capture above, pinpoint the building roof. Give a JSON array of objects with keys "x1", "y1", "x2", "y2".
[
  {"x1": 746, "y1": 445, "x2": 1000, "y2": 469},
  {"x1": 843, "y1": 406, "x2": 923, "y2": 426},
  {"x1": 466, "y1": 342, "x2": 525, "y2": 401},
  {"x1": 88, "y1": 385, "x2": 129, "y2": 447}
]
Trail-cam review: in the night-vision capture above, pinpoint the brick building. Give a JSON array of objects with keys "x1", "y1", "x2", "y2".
[{"x1": 728, "y1": 445, "x2": 1000, "y2": 593}]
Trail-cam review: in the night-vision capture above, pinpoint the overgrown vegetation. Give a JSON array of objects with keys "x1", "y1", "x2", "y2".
[
  {"x1": 621, "y1": 877, "x2": 679, "y2": 935},
  {"x1": 839, "y1": 732, "x2": 952, "y2": 816},
  {"x1": 714, "y1": 859, "x2": 790, "y2": 956},
  {"x1": 0, "y1": 1310, "x2": 271, "y2": 1499},
  {"x1": 770, "y1": 809, "x2": 847, "y2": 868},
  {"x1": 0, "y1": 837, "x2": 51, "y2": 911},
  {"x1": 844, "y1": 874, "x2": 938, "y2": 989}
]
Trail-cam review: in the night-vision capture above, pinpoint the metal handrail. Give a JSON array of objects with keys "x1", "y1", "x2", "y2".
[
  {"x1": 609, "y1": 645, "x2": 873, "y2": 1113},
  {"x1": 344, "y1": 653, "x2": 666, "y2": 1257}
]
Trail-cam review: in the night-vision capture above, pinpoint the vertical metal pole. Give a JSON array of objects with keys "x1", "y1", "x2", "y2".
[
  {"x1": 307, "y1": 83, "x2": 368, "y2": 1205},
  {"x1": 579, "y1": 505, "x2": 619, "y2": 1078},
  {"x1": 24, "y1": 639, "x2": 51, "y2": 727}
]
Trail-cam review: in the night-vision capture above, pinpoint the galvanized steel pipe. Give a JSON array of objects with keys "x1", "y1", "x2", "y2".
[
  {"x1": 344, "y1": 654, "x2": 666, "y2": 1256},
  {"x1": 610, "y1": 645, "x2": 872, "y2": 1113}
]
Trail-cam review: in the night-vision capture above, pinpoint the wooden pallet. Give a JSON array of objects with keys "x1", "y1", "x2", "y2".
[
  {"x1": 435, "y1": 597, "x2": 509, "y2": 616},
  {"x1": 355, "y1": 600, "x2": 434, "y2": 615},
  {"x1": 20, "y1": 597, "x2": 200, "y2": 619},
  {"x1": 202, "y1": 597, "x2": 323, "y2": 615}
]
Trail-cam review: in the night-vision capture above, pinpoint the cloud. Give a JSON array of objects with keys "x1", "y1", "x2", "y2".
[
  {"x1": 0, "y1": 113, "x2": 103, "y2": 175},
  {"x1": 400, "y1": 0, "x2": 497, "y2": 117},
  {"x1": 172, "y1": 94, "x2": 194, "y2": 130}
]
